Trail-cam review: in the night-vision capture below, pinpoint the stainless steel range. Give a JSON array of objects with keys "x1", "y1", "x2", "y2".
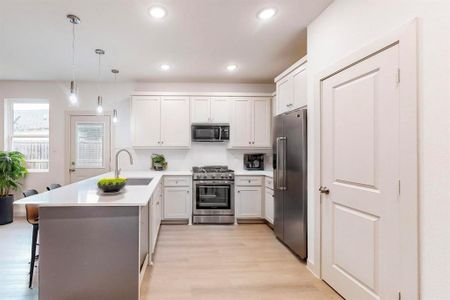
[{"x1": 192, "y1": 166, "x2": 235, "y2": 224}]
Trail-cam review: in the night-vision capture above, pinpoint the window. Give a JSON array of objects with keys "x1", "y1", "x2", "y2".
[{"x1": 5, "y1": 100, "x2": 49, "y2": 172}]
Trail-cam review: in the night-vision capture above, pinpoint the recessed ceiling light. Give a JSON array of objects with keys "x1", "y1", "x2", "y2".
[
  {"x1": 257, "y1": 8, "x2": 277, "y2": 20},
  {"x1": 149, "y1": 6, "x2": 167, "y2": 19},
  {"x1": 160, "y1": 64, "x2": 171, "y2": 71},
  {"x1": 227, "y1": 64, "x2": 238, "y2": 72}
]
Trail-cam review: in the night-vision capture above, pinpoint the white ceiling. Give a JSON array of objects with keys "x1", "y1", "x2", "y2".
[{"x1": 0, "y1": 0, "x2": 332, "y2": 83}]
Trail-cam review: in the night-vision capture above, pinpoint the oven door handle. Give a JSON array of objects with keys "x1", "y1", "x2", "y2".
[{"x1": 194, "y1": 181, "x2": 234, "y2": 185}]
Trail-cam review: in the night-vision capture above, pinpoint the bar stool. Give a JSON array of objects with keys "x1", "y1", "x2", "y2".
[
  {"x1": 23, "y1": 189, "x2": 39, "y2": 288},
  {"x1": 46, "y1": 184, "x2": 61, "y2": 191}
]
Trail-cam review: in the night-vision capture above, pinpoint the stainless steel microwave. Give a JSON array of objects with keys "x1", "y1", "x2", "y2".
[{"x1": 192, "y1": 124, "x2": 230, "y2": 142}]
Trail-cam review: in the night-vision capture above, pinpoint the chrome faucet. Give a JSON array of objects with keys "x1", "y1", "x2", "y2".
[{"x1": 115, "y1": 149, "x2": 134, "y2": 178}]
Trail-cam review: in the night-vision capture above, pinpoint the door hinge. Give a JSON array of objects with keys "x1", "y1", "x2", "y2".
[
  {"x1": 398, "y1": 180, "x2": 401, "y2": 195},
  {"x1": 397, "y1": 68, "x2": 401, "y2": 84}
]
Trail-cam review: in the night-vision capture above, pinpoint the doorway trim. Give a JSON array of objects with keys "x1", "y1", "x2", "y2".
[
  {"x1": 311, "y1": 19, "x2": 419, "y2": 299},
  {"x1": 64, "y1": 111, "x2": 115, "y2": 185}
]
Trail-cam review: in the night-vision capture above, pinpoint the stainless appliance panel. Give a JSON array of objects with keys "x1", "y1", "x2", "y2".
[
  {"x1": 193, "y1": 180, "x2": 234, "y2": 216},
  {"x1": 193, "y1": 215, "x2": 235, "y2": 224},
  {"x1": 273, "y1": 109, "x2": 307, "y2": 259},
  {"x1": 283, "y1": 110, "x2": 307, "y2": 259},
  {"x1": 273, "y1": 115, "x2": 284, "y2": 240}
]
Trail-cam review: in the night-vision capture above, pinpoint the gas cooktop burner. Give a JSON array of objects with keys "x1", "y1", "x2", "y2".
[
  {"x1": 192, "y1": 166, "x2": 234, "y2": 173},
  {"x1": 192, "y1": 166, "x2": 234, "y2": 180}
]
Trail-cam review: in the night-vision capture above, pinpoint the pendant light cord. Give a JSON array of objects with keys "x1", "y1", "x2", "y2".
[{"x1": 72, "y1": 22, "x2": 76, "y2": 81}]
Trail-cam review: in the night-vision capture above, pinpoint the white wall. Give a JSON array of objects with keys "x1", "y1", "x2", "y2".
[
  {"x1": 0, "y1": 80, "x2": 274, "y2": 210},
  {"x1": 306, "y1": 1, "x2": 450, "y2": 298}
]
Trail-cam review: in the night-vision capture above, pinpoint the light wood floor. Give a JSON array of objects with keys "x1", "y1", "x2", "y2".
[
  {"x1": 141, "y1": 224, "x2": 341, "y2": 300},
  {"x1": 0, "y1": 219, "x2": 340, "y2": 300}
]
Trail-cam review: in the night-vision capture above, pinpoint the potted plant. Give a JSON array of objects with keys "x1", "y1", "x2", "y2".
[
  {"x1": 151, "y1": 154, "x2": 167, "y2": 171},
  {"x1": 0, "y1": 151, "x2": 28, "y2": 225}
]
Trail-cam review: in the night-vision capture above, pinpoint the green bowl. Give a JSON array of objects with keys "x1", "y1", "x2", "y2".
[{"x1": 97, "y1": 178, "x2": 127, "y2": 193}]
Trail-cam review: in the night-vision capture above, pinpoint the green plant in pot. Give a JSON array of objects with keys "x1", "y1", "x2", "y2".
[
  {"x1": 151, "y1": 154, "x2": 167, "y2": 171},
  {"x1": 0, "y1": 151, "x2": 28, "y2": 225}
]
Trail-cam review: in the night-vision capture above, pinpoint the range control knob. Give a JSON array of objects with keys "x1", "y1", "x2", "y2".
[
  {"x1": 221, "y1": 175, "x2": 225, "y2": 178},
  {"x1": 211, "y1": 174, "x2": 216, "y2": 178}
]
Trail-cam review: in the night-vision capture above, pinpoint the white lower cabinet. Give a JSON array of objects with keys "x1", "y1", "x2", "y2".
[
  {"x1": 162, "y1": 176, "x2": 192, "y2": 220},
  {"x1": 235, "y1": 176, "x2": 264, "y2": 218},
  {"x1": 150, "y1": 182, "x2": 162, "y2": 256},
  {"x1": 264, "y1": 187, "x2": 274, "y2": 224}
]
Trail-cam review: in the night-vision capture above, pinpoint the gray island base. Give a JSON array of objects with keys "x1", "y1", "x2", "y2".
[{"x1": 39, "y1": 205, "x2": 147, "y2": 300}]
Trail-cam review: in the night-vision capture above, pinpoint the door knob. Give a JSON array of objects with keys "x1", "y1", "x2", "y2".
[
  {"x1": 69, "y1": 168, "x2": 76, "y2": 173},
  {"x1": 319, "y1": 186, "x2": 330, "y2": 194}
]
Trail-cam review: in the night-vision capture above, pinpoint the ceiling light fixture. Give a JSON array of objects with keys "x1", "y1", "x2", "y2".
[
  {"x1": 160, "y1": 64, "x2": 171, "y2": 71},
  {"x1": 111, "y1": 69, "x2": 119, "y2": 123},
  {"x1": 149, "y1": 6, "x2": 167, "y2": 19},
  {"x1": 227, "y1": 64, "x2": 238, "y2": 72},
  {"x1": 95, "y1": 49, "x2": 105, "y2": 114},
  {"x1": 257, "y1": 8, "x2": 277, "y2": 20},
  {"x1": 67, "y1": 14, "x2": 81, "y2": 105}
]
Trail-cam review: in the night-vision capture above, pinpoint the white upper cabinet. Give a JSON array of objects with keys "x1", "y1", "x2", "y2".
[
  {"x1": 191, "y1": 97, "x2": 230, "y2": 124},
  {"x1": 230, "y1": 97, "x2": 271, "y2": 148},
  {"x1": 275, "y1": 56, "x2": 307, "y2": 115},
  {"x1": 231, "y1": 98, "x2": 252, "y2": 147},
  {"x1": 131, "y1": 96, "x2": 190, "y2": 148},
  {"x1": 277, "y1": 76, "x2": 293, "y2": 114},
  {"x1": 210, "y1": 97, "x2": 230, "y2": 123},
  {"x1": 161, "y1": 97, "x2": 190, "y2": 147},
  {"x1": 131, "y1": 96, "x2": 161, "y2": 147},
  {"x1": 253, "y1": 98, "x2": 271, "y2": 148},
  {"x1": 191, "y1": 97, "x2": 210, "y2": 123}
]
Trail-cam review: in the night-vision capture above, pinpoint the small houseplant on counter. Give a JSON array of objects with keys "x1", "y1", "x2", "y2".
[
  {"x1": 0, "y1": 151, "x2": 28, "y2": 225},
  {"x1": 151, "y1": 154, "x2": 167, "y2": 171}
]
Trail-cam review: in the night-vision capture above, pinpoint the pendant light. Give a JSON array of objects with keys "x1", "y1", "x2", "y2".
[
  {"x1": 111, "y1": 69, "x2": 119, "y2": 123},
  {"x1": 67, "y1": 14, "x2": 80, "y2": 105},
  {"x1": 95, "y1": 49, "x2": 105, "y2": 114}
]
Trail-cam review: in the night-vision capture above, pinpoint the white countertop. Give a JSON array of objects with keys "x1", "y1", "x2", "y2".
[
  {"x1": 14, "y1": 169, "x2": 274, "y2": 207},
  {"x1": 14, "y1": 170, "x2": 191, "y2": 207},
  {"x1": 234, "y1": 170, "x2": 273, "y2": 177}
]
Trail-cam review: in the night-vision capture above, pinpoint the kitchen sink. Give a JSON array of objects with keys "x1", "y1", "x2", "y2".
[{"x1": 126, "y1": 178, "x2": 153, "y2": 186}]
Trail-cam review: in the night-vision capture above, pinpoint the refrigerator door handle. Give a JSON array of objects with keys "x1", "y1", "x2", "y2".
[
  {"x1": 278, "y1": 137, "x2": 287, "y2": 191},
  {"x1": 275, "y1": 137, "x2": 281, "y2": 190}
]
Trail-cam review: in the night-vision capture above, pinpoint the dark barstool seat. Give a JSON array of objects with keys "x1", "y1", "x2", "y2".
[
  {"x1": 23, "y1": 189, "x2": 39, "y2": 288},
  {"x1": 46, "y1": 184, "x2": 61, "y2": 191}
]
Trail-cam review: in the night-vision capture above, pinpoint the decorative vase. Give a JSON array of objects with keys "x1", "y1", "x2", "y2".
[{"x1": 0, "y1": 195, "x2": 14, "y2": 225}]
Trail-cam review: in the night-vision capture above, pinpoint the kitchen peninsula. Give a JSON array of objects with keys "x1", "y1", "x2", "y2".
[{"x1": 14, "y1": 171, "x2": 191, "y2": 300}]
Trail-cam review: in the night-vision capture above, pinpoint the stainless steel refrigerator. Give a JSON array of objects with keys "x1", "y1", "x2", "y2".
[{"x1": 273, "y1": 108, "x2": 307, "y2": 259}]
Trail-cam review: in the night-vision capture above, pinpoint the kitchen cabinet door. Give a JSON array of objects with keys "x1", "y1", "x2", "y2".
[
  {"x1": 292, "y1": 65, "x2": 307, "y2": 109},
  {"x1": 252, "y1": 97, "x2": 271, "y2": 148},
  {"x1": 210, "y1": 97, "x2": 230, "y2": 123},
  {"x1": 231, "y1": 98, "x2": 252, "y2": 147},
  {"x1": 163, "y1": 186, "x2": 191, "y2": 219},
  {"x1": 264, "y1": 187, "x2": 274, "y2": 224},
  {"x1": 160, "y1": 97, "x2": 190, "y2": 147},
  {"x1": 191, "y1": 97, "x2": 210, "y2": 123},
  {"x1": 236, "y1": 186, "x2": 262, "y2": 218},
  {"x1": 131, "y1": 96, "x2": 161, "y2": 147},
  {"x1": 276, "y1": 76, "x2": 293, "y2": 115}
]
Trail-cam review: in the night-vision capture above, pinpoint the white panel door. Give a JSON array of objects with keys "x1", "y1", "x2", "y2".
[
  {"x1": 236, "y1": 187, "x2": 262, "y2": 218},
  {"x1": 252, "y1": 97, "x2": 271, "y2": 147},
  {"x1": 276, "y1": 76, "x2": 292, "y2": 114},
  {"x1": 321, "y1": 45, "x2": 400, "y2": 300},
  {"x1": 210, "y1": 97, "x2": 230, "y2": 123},
  {"x1": 292, "y1": 65, "x2": 307, "y2": 108},
  {"x1": 69, "y1": 115, "x2": 111, "y2": 183},
  {"x1": 160, "y1": 97, "x2": 190, "y2": 147},
  {"x1": 191, "y1": 97, "x2": 210, "y2": 123},
  {"x1": 231, "y1": 98, "x2": 252, "y2": 147},
  {"x1": 131, "y1": 96, "x2": 160, "y2": 147},
  {"x1": 163, "y1": 187, "x2": 190, "y2": 219}
]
